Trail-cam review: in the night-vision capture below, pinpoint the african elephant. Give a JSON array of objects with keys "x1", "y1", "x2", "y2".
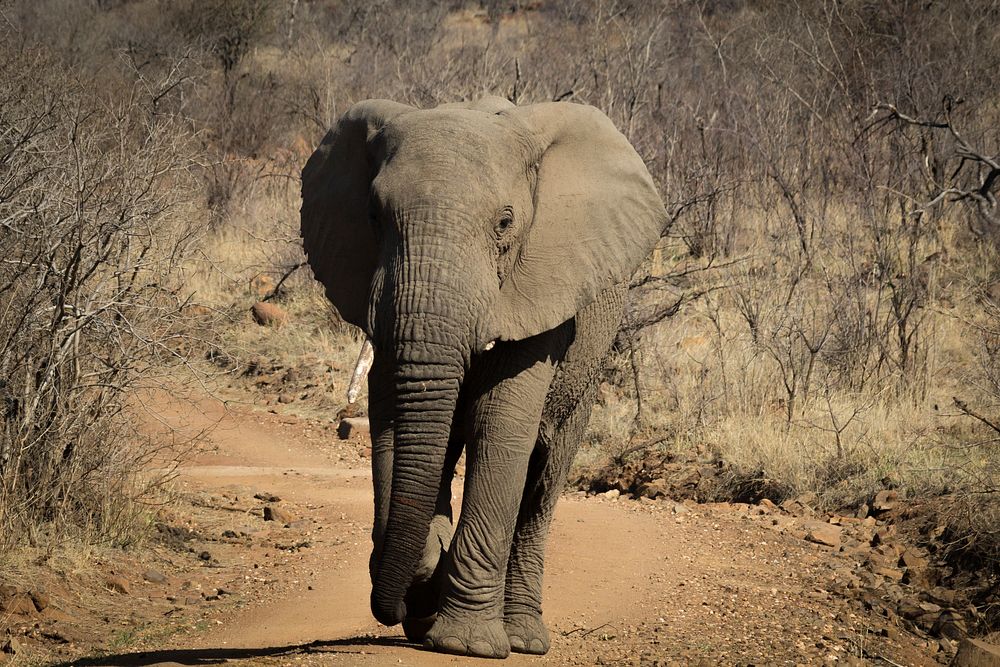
[{"x1": 300, "y1": 96, "x2": 666, "y2": 658}]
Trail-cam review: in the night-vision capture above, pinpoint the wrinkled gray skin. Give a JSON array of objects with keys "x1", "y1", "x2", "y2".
[{"x1": 300, "y1": 96, "x2": 666, "y2": 658}]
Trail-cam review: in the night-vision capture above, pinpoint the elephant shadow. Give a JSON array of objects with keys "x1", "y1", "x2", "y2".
[{"x1": 55, "y1": 636, "x2": 414, "y2": 666}]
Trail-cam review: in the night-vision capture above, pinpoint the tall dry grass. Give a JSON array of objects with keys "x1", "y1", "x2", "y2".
[{"x1": 3, "y1": 0, "x2": 999, "y2": 570}]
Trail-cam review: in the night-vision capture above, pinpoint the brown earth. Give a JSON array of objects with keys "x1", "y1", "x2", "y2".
[{"x1": 1, "y1": 394, "x2": 953, "y2": 666}]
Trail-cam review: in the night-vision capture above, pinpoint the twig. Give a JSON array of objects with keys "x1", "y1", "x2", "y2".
[
  {"x1": 561, "y1": 622, "x2": 615, "y2": 638},
  {"x1": 953, "y1": 397, "x2": 1000, "y2": 435},
  {"x1": 263, "y1": 262, "x2": 306, "y2": 302}
]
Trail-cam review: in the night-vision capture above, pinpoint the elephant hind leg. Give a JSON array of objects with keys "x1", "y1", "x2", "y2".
[{"x1": 503, "y1": 386, "x2": 596, "y2": 654}]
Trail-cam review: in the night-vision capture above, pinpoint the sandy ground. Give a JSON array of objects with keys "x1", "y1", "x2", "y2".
[{"x1": 58, "y1": 395, "x2": 941, "y2": 667}]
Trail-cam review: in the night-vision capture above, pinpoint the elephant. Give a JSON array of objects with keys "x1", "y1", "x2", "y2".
[{"x1": 300, "y1": 95, "x2": 666, "y2": 659}]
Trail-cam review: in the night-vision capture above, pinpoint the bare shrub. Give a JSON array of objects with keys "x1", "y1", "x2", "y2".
[{"x1": 0, "y1": 43, "x2": 200, "y2": 550}]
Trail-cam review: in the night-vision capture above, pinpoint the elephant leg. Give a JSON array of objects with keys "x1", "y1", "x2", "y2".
[
  {"x1": 504, "y1": 284, "x2": 626, "y2": 655},
  {"x1": 423, "y1": 332, "x2": 566, "y2": 659},
  {"x1": 503, "y1": 384, "x2": 597, "y2": 654}
]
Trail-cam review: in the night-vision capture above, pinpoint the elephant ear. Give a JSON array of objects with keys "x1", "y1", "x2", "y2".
[
  {"x1": 300, "y1": 100, "x2": 415, "y2": 329},
  {"x1": 492, "y1": 102, "x2": 668, "y2": 341}
]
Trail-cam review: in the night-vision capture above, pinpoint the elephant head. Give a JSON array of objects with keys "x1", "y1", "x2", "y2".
[{"x1": 300, "y1": 96, "x2": 666, "y2": 626}]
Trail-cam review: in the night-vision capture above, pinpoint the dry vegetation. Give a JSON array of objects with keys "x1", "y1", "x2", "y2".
[{"x1": 2, "y1": 0, "x2": 999, "y2": 619}]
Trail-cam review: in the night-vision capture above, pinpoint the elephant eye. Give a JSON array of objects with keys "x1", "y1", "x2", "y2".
[{"x1": 494, "y1": 207, "x2": 514, "y2": 236}]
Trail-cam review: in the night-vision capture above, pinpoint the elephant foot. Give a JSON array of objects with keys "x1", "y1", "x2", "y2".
[
  {"x1": 504, "y1": 611, "x2": 550, "y2": 655},
  {"x1": 423, "y1": 614, "x2": 510, "y2": 659},
  {"x1": 402, "y1": 614, "x2": 436, "y2": 643}
]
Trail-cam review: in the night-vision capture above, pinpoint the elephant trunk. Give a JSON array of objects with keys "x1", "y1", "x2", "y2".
[{"x1": 370, "y1": 303, "x2": 468, "y2": 626}]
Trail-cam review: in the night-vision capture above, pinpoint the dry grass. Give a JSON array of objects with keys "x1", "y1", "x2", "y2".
[{"x1": 3, "y1": 0, "x2": 999, "y2": 581}]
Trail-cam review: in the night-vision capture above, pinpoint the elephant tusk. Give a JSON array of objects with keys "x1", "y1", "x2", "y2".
[
  {"x1": 483, "y1": 340, "x2": 496, "y2": 351},
  {"x1": 347, "y1": 337, "x2": 375, "y2": 404}
]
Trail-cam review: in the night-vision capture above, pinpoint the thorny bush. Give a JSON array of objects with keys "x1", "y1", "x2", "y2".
[{"x1": 0, "y1": 44, "x2": 200, "y2": 550}]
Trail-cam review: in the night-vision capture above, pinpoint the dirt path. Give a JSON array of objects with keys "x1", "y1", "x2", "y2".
[{"x1": 81, "y1": 396, "x2": 940, "y2": 666}]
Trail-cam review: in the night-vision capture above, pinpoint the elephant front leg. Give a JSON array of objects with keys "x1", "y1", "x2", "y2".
[{"x1": 423, "y1": 345, "x2": 558, "y2": 659}]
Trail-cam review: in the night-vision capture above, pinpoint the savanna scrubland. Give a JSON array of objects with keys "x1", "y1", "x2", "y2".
[{"x1": 2, "y1": 0, "x2": 1000, "y2": 646}]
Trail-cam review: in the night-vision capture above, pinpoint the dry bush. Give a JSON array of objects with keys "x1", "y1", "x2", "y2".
[
  {"x1": 8, "y1": 0, "x2": 1000, "y2": 574},
  {"x1": 0, "y1": 41, "x2": 201, "y2": 551}
]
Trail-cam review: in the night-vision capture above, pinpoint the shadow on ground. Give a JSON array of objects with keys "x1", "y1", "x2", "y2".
[{"x1": 58, "y1": 636, "x2": 415, "y2": 666}]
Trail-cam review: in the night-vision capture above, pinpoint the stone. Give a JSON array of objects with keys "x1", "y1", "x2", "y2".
[
  {"x1": 2, "y1": 593, "x2": 37, "y2": 615},
  {"x1": 277, "y1": 393, "x2": 295, "y2": 404},
  {"x1": 804, "y1": 521, "x2": 842, "y2": 548},
  {"x1": 759, "y1": 498, "x2": 778, "y2": 511},
  {"x1": 337, "y1": 416, "x2": 370, "y2": 440},
  {"x1": 872, "y1": 490, "x2": 899, "y2": 513},
  {"x1": 1, "y1": 636, "x2": 21, "y2": 655},
  {"x1": 603, "y1": 489, "x2": 621, "y2": 500},
  {"x1": 672, "y1": 503, "x2": 690, "y2": 515},
  {"x1": 934, "y1": 611, "x2": 968, "y2": 640},
  {"x1": 250, "y1": 301, "x2": 287, "y2": 327},
  {"x1": 254, "y1": 492, "x2": 281, "y2": 502},
  {"x1": 781, "y1": 494, "x2": 817, "y2": 516},
  {"x1": 899, "y1": 548, "x2": 929, "y2": 569},
  {"x1": 874, "y1": 566, "x2": 904, "y2": 582},
  {"x1": 358, "y1": 446, "x2": 372, "y2": 459},
  {"x1": 855, "y1": 503, "x2": 870, "y2": 519},
  {"x1": 263, "y1": 505, "x2": 296, "y2": 523},
  {"x1": 639, "y1": 478, "x2": 668, "y2": 499},
  {"x1": 29, "y1": 590, "x2": 50, "y2": 612},
  {"x1": 143, "y1": 570, "x2": 168, "y2": 584},
  {"x1": 952, "y1": 638, "x2": 1000, "y2": 666},
  {"x1": 104, "y1": 575, "x2": 130, "y2": 595}
]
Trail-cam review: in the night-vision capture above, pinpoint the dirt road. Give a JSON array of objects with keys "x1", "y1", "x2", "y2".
[{"x1": 82, "y1": 397, "x2": 938, "y2": 666}]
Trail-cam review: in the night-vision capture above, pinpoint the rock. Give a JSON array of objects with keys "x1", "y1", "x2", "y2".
[
  {"x1": 250, "y1": 301, "x2": 287, "y2": 327},
  {"x1": 899, "y1": 548, "x2": 929, "y2": 569},
  {"x1": 198, "y1": 551, "x2": 212, "y2": 561},
  {"x1": 672, "y1": 502, "x2": 690, "y2": 515},
  {"x1": 2, "y1": 593, "x2": 37, "y2": 615},
  {"x1": 1, "y1": 636, "x2": 21, "y2": 655},
  {"x1": 277, "y1": 392, "x2": 295, "y2": 404},
  {"x1": 29, "y1": 590, "x2": 50, "y2": 611},
  {"x1": 934, "y1": 611, "x2": 968, "y2": 640},
  {"x1": 358, "y1": 446, "x2": 372, "y2": 459},
  {"x1": 142, "y1": 569, "x2": 168, "y2": 584},
  {"x1": 263, "y1": 505, "x2": 296, "y2": 523},
  {"x1": 639, "y1": 478, "x2": 668, "y2": 499},
  {"x1": 603, "y1": 489, "x2": 621, "y2": 500},
  {"x1": 872, "y1": 489, "x2": 899, "y2": 513},
  {"x1": 337, "y1": 416, "x2": 370, "y2": 440},
  {"x1": 855, "y1": 503, "x2": 870, "y2": 519},
  {"x1": 874, "y1": 566, "x2": 904, "y2": 582},
  {"x1": 781, "y1": 493, "x2": 818, "y2": 516},
  {"x1": 105, "y1": 575, "x2": 130, "y2": 595},
  {"x1": 952, "y1": 638, "x2": 1000, "y2": 666},
  {"x1": 254, "y1": 492, "x2": 281, "y2": 502},
  {"x1": 804, "y1": 521, "x2": 842, "y2": 548}
]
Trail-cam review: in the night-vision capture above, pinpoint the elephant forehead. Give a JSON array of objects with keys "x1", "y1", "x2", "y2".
[{"x1": 380, "y1": 110, "x2": 526, "y2": 177}]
